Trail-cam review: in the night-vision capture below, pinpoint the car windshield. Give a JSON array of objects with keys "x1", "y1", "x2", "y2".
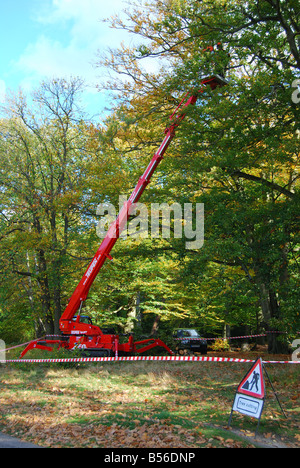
[
  {"x1": 187, "y1": 329, "x2": 200, "y2": 337},
  {"x1": 176, "y1": 329, "x2": 200, "y2": 337}
]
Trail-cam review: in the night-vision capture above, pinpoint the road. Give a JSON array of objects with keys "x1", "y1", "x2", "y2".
[{"x1": 0, "y1": 432, "x2": 42, "y2": 448}]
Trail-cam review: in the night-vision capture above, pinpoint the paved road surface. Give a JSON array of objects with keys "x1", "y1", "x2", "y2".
[{"x1": 0, "y1": 432, "x2": 41, "y2": 448}]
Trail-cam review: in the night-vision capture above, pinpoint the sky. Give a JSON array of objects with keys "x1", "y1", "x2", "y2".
[{"x1": 0, "y1": 0, "x2": 136, "y2": 121}]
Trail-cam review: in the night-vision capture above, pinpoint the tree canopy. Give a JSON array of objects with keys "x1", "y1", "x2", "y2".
[{"x1": 0, "y1": 0, "x2": 299, "y2": 353}]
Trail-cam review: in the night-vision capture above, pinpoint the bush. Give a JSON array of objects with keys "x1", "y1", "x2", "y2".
[{"x1": 211, "y1": 338, "x2": 230, "y2": 352}]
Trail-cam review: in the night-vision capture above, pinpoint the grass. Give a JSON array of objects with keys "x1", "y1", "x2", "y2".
[{"x1": 0, "y1": 358, "x2": 299, "y2": 448}]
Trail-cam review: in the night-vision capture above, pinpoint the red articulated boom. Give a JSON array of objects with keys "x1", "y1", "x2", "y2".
[{"x1": 21, "y1": 75, "x2": 228, "y2": 359}]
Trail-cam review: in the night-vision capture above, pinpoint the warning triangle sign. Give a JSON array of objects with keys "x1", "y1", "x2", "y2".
[{"x1": 237, "y1": 358, "x2": 265, "y2": 399}]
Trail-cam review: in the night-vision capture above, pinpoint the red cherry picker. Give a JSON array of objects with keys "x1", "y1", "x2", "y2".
[{"x1": 20, "y1": 75, "x2": 228, "y2": 358}]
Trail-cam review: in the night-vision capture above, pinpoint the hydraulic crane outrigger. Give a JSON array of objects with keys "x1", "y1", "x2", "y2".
[{"x1": 21, "y1": 75, "x2": 228, "y2": 359}]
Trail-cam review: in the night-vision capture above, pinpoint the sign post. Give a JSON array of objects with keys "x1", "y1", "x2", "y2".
[
  {"x1": 228, "y1": 358, "x2": 265, "y2": 433},
  {"x1": 229, "y1": 357, "x2": 287, "y2": 434}
]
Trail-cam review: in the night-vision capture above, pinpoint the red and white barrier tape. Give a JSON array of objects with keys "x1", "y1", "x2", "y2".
[
  {"x1": 175, "y1": 331, "x2": 300, "y2": 341},
  {"x1": 175, "y1": 334, "x2": 267, "y2": 341},
  {"x1": 1, "y1": 355, "x2": 299, "y2": 364},
  {"x1": 1, "y1": 331, "x2": 299, "y2": 354},
  {"x1": 0, "y1": 338, "x2": 46, "y2": 353}
]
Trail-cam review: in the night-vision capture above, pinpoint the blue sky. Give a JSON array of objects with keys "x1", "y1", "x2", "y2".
[{"x1": 0, "y1": 0, "x2": 135, "y2": 121}]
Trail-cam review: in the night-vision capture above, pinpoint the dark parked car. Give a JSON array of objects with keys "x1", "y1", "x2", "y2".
[{"x1": 173, "y1": 328, "x2": 207, "y2": 355}]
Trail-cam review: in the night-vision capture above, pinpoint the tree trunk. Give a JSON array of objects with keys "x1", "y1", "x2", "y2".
[
  {"x1": 151, "y1": 315, "x2": 161, "y2": 337},
  {"x1": 258, "y1": 283, "x2": 288, "y2": 354},
  {"x1": 223, "y1": 323, "x2": 230, "y2": 339},
  {"x1": 125, "y1": 292, "x2": 142, "y2": 334},
  {"x1": 52, "y1": 267, "x2": 62, "y2": 335},
  {"x1": 37, "y1": 249, "x2": 54, "y2": 335}
]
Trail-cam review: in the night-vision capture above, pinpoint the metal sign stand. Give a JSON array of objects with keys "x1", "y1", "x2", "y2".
[
  {"x1": 228, "y1": 358, "x2": 287, "y2": 435},
  {"x1": 263, "y1": 364, "x2": 287, "y2": 420},
  {"x1": 228, "y1": 396, "x2": 265, "y2": 436}
]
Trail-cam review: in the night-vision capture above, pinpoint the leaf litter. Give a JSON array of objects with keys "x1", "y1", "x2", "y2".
[{"x1": 0, "y1": 361, "x2": 299, "y2": 448}]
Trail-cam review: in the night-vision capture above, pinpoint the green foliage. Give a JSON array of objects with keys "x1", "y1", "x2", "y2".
[
  {"x1": 0, "y1": 1, "x2": 299, "y2": 354},
  {"x1": 95, "y1": 0, "x2": 299, "y2": 352},
  {"x1": 211, "y1": 339, "x2": 230, "y2": 352}
]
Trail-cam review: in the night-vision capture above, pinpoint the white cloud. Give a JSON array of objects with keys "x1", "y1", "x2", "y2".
[
  {"x1": 15, "y1": 0, "x2": 134, "y2": 91},
  {"x1": 35, "y1": 0, "x2": 125, "y2": 46},
  {"x1": 12, "y1": 0, "x2": 151, "y2": 119},
  {"x1": 17, "y1": 35, "x2": 94, "y2": 81},
  {"x1": 0, "y1": 80, "x2": 6, "y2": 102},
  {"x1": 11, "y1": 0, "x2": 136, "y2": 118},
  {"x1": 38, "y1": 0, "x2": 126, "y2": 24}
]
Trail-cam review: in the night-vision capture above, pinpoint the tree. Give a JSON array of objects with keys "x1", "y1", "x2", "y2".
[
  {"x1": 0, "y1": 78, "x2": 102, "y2": 336},
  {"x1": 96, "y1": 0, "x2": 300, "y2": 352}
]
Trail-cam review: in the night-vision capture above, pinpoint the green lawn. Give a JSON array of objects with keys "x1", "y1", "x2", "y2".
[{"x1": 0, "y1": 360, "x2": 299, "y2": 448}]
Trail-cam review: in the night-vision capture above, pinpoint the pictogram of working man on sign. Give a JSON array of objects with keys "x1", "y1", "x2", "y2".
[
  {"x1": 242, "y1": 370, "x2": 260, "y2": 393},
  {"x1": 250, "y1": 370, "x2": 260, "y2": 392}
]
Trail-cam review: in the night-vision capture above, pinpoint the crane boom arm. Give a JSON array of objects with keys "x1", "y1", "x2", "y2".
[{"x1": 59, "y1": 76, "x2": 226, "y2": 327}]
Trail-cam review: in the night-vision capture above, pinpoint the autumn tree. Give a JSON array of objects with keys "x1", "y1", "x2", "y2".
[
  {"x1": 0, "y1": 78, "x2": 105, "y2": 337},
  {"x1": 97, "y1": 0, "x2": 300, "y2": 352}
]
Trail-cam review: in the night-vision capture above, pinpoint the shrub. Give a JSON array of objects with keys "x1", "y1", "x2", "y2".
[{"x1": 211, "y1": 338, "x2": 230, "y2": 352}]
